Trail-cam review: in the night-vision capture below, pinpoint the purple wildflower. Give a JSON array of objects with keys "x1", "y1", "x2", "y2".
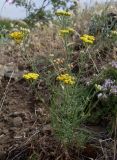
[
  {"x1": 102, "y1": 79, "x2": 115, "y2": 91},
  {"x1": 6, "y1": 0, "x2": 15, "y2": 4},
  {"x1": 110, "y1": 85, "x2": 117, "y2": 95},
  {"x1": 111, "y1": 61, "x2": 117, "y2": 69}
]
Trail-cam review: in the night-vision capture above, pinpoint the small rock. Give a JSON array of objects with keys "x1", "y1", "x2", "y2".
[
  {"x1": 9, "y1": 112, "x2": 25, "y2": 118},
  {"x1": 3, "y1": 117, "x2": 9, "y2": 123},
  {"x1": 0, "y1": 65, "x2": 5, "y2": 77},
  {"x1": 13, "y1": 117, "x2": 23, "y2": 127},
  {"x1": 9, "y1": 127, "x2": 18, "y2": 133},
  {"x1": 4, "y1": 71, "x2": 24, "y2": 81},
  {"x1": 0, "y1": 65, "x2": 5, "y2": 84},
  {"x1": 42, "y1": 124, "x2": 51, "y2": 132},
  {"x1": 3, "y1": 129, "x2": 9, "y2": 135},
  {"x1": 0, "y1": 151, "x2": 6, "y2": 160},
  {"x1": 0, "y1": 63, "x2": 20, "y2": 82},
  {"x1": 4, "y1": 62, "x2": 16, "y2": 73},
  {"x1": 14, "y1": 135, "x2": 23, "y2": 139},
  {"x1": 9, "y1": 112, "x2": 20, "y2": 117},
  {"x1": 0, "y1": 135, "x2": 10, "y2": 144},
  {"x1": 0, "y1": 134, "x2": 5, "y2": 139}
]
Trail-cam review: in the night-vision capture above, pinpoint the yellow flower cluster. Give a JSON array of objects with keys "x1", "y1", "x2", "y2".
[
  {"x1": 20, "y1": 27, "x2": 30, "y2": 33},
  {"x1": 95, "y1": 84, "x2": 102, "y2": 91},
  {"x1": 59, "y1": 28, "x2": 75, "y2": 36},
  {"x1": 23, "y1": 73, "x2": 40, "y2": 80},
  {"x1": 68, "y1": 63, "x2": 74, "y2": 69},
  {"x1": 57, "y1": 73, "x2": 75, "y2": 85},
  {"x1": 53, "y1": 58, "x2": 65, "y2": 64},
  {"x1": 111, "y1": 30, "x2": 117, "y2": 36},
  {"x1": 55, "y1": 10, "x2": 71, "y2": 16},
  {"x1": 59, "y1": 29, "x2": 69, "y2": 35},
  {"x1": 9, "y1": 31, "x2": 24, "y2": 43},
  {"x1": 67, "y1": 27, "x2": 75, "y2": 33},
  {"x1": 80, "y1": 34, "x2": 95, "y2": 44}
]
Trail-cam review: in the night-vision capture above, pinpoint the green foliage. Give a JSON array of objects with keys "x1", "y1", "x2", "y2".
[
  {"x1": 0, "y1": 19, "x2": 29, "y2": 44},
  {"x1": 14, "y1": 0, "x2": 74, "y2": 10},
  {"x1": 104, "y1": 66, "x2": 117, "y2": 80},
  {"x1": 14, "y1": 0, "x2": 35, "y2": 12},
  {"x1": 89, "y1": 12, "x2": 117, "y2": 37},
  {"x1": 0, "y1": 19, "x2": 12, "y2": 30},
  {"x1": 25, "y1": 9, "x2": 53, "y2": 25},
  {"x1": 0, "y1": 19, "x2": 28, "y2": 30},
  {"x1": 46, "y1": 10, "x2": 93, "y2": 147},
  {"x1": 14, "y1": 0, "x2": 76, "y2": 23},
  {"x1": 85, "y1": 65, "x2": 117, "y2": 131},
  {"x1": 51, "y1": 84, "x2": 91, "y2": 145},
  {"x1": 29, "y1": 153, "x2": 38, "y2": 160},
  {"x1": 51, "y1": 0, "x2": 68, "y2": 10}
]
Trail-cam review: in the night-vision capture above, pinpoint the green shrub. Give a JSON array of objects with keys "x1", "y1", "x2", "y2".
[
  {"x1": 51, "y1": 84, "x2": 92, "y2": 146},
  {"x1": 85, "y1": 63, "x2": 117, "y2": 132}
]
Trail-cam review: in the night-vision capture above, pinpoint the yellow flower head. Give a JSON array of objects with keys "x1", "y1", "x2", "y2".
[
  {"x1": 67, "y1": 27, "x2": 75, "y2": 33},
  {"x1": 111, "y1": 30, "x2": 117, "y2": 36},
  {"x1": 59, "y1": 28, "x2": 75, "y2": 37},
  {"x1": 55, "y1": 10, "x2": 72, "y2": 16},
  {"x1": 56, "y1": 73, "x2": 75, "y2": 85},
  {"x1": 23, "y1": 73, "x2": 40, "y2": 80},
  {"x1": 20, "y1": 27, "x2": 30, "y2": 33},
  {"x1": 80, "y1": 34, "x2": 95, "y2": 44},
  {"x1": 9, "y1": 31, "x2": 24, "y2": 43},
  {"x1": 53, "y1": 58, "x2": 65, "y2": 64},
  {"x1": 95, "y1": 84, "x2": 102, "y2": 91}
]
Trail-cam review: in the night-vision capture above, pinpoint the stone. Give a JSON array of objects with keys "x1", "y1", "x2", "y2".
[
  {"x1": 14, "y1": 135, "x2": 23, "y2": 139},
  {"x1": 9, "y1": 112, "x2": 25, "y2": 118},
  {"x1": 13, "y1": 117, "x2": 23, "y2": 127},
  {"x1": 42, "y1": 124, "x2": 51, "y2": 132},
  {"x1": 0, "y1": 63, "x2": 19, "y2": 82},
  {"x1": 0, "y1": 151, "x2": 6, "y2": 160},
  {"x1": 3, "y1": 129, "x2": 9, "y2": 135},
  {"x1": 4, "y1": 62, "x2": 16, "y2": 73},
  {"x1": 0, "y1": 135, "x2": 10, "y2": 144},
  {"x1": 4, "y1": 71, "x2": 24, "y2": 81},
  {"x1": 0, "y1": 65, "x2": 5, "y2": 77}
]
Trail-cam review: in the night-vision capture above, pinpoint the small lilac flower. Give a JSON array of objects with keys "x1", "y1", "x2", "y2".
[
  {"x1": 111, "y1": 61, "x2": 117, "y2": 69},
  {"x1": 97, "y1": 93, "x2": 103, "y2": 99},
  {"x1": 102, "y1": 79, "x2": 115, "y2": 91},
  {"x1": 110, "y1": 85, "x2": 117, "y2": 95},
  {"x1": 6, "y1": 0, "x2": 15, "y2": 4}
]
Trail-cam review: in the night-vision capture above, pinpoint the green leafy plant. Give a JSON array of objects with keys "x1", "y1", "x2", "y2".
[
  {"x1": 84, "y1": 64, "x2": 117, "y2": 133},
  {"x1": 48, "y1": 10, "x2": 94, "y2": 147},
  {"x1": 51, "y1": 84, "x2": 92, "y2": 146}
]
